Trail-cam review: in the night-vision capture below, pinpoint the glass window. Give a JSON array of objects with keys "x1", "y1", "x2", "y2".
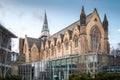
[
  {"x1": 74, "y1": 36, "x2": 78, "y2": 48},
  {"x1": 90, "y1": 26, "x2": 101, "y2": 51}
]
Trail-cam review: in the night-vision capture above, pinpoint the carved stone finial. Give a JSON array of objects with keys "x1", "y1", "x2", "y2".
[{"x1": 80, "y1": 6, "x2": 86, "y2": 26}]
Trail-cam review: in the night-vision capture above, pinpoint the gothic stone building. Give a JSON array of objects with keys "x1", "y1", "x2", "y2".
[
  {"x1": 20, "y1": 7, "x2": 109, "y2": 62},
  {"x1": 19, "y1": 7, "x2": 110, "y2": 80}
]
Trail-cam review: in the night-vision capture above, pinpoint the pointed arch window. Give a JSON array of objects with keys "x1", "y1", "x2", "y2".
[
  {"x1": 32, "y1": 47, "x2": 37, "y2": 52},
  {"x1": 90, "y1": 26, "x2": 101, "y2": 51},
  {"x1": 65, "y1": 41, "x2": 69, "y2": 50},
  {"x1": 57, "y1": 42, "x2": 61, "y2": 53},
  {"x1": 74, "y1": 36, "x2": 78, "y2": 48}
]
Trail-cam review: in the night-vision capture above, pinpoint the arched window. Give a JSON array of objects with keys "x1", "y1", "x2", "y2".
[
  {"x1": 65, "y1": 42, "x2": 69, "y2": 50},
  {"x1": 32, "y1": 47, "x2": 37, "y2": 52},
  {"x1": 90, "y1": 26, "x2": 101, "y2": 51},
  {"x1": 74, "y1": 36, "x2": 78, "y2": 48},
  {"x1": 57, "y1": 42, "x2": 61, "y2": 53}
]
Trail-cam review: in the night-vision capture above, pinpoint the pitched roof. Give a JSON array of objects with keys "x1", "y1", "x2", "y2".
[
  {"x1": 53, "y1": 38, "x2": 57, "y2": 46},
  {"x1": 49, "y1": 13, "x2": 92, "y2": 39},
  {"x1": 27, "y1": 37, "x2": 42, "y2": 49},
  {"x1": 0, "y1": 24, "x2": 17, "y2": 38},
  {"x1": 60, "y1": 34, "x2": 64, "y2": 42}
]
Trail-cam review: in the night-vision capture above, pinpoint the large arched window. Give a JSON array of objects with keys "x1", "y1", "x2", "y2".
[{"x1": 90, "y1": 26, "x2": 101, "y2": 51}]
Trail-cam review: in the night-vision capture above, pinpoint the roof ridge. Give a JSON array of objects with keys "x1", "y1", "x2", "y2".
[
  {"x1": 49, "y1": 13, "x2": 93, "y2": 39},
  {"x1": 50, "y1": 20, "x2": 79, "y2": 38}
]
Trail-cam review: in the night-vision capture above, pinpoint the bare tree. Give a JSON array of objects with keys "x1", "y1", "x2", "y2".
[
  {"x1": 76, "y1": 55, "x2": 86, "y2": 74},
  {"x1": 76, "y1": 42, "x2": 105, "y2": 78},
  {"x1": 110, "y1": 43, "x2": 120, "y2": 66}
]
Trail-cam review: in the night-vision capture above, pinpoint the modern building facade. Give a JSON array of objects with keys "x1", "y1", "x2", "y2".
[
  {"x1": 0, "y1": 24, "x2": 17, "y2": 77},
  {"x1": 19, "y1": 6, "x2": 110, "y2": 80}
]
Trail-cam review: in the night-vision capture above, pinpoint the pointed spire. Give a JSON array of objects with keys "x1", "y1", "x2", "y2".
[
  {"x1": 80, "y1": 6, "x2": 86, "y2": 26},
  {"x1": 103, "y1": 14, "x2": 108, "y2": 31},
  {"x1": 40, "y1": 11, "x2": 50, "y2": 39},
  {"x1": 94, "y1": 8, "x2": 97, "y2": 13},
  {"x1": 104, "y1": 14, "x2": 108, "y2": 22},
  {"x1": 43, "y1": 11, "x2": 48, "y2": 25},
  {"x1": 81, "y1": 6, "x2": 85, "y2": 14},
  {"x1": 93, "y1": 8, "x2": 99, "y2": 16}
]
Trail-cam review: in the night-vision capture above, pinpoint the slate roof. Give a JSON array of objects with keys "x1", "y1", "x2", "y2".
[
  {"x1": 68, "y1": 30, "x2": 73, "y2": 39},
  {"x1": 60, "y1": 34, "x2": 64, "y2": 42},
  {"x1": 49, "y1": 13, "x2": 92, "y2": 39},
  {"x1": 27, "y1": 37, "x2": 42, "y2": 49},
  {"x1": 53, "y1": 38, "x2": 57, "y2": 46}
]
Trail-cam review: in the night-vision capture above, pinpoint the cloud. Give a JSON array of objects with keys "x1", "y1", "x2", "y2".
[
  {"x1": 32, "y1": 10, "x2": 44, "y2": 21},
  {"x1": 0, "y1": 3, "x2": 3, "y2": 8},
  {"x1": 117, "y1": 29, "x2": 120, "y2": 32}
]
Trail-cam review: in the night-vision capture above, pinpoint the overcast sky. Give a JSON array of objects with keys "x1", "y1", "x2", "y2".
[{"x1": 0, "y1": 0, "x2": 120, "y2": 52}]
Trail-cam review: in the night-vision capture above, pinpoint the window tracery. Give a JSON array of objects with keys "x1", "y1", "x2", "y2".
[{"x1": 90, "y1": 26, "x2": 101, "y2": 51}]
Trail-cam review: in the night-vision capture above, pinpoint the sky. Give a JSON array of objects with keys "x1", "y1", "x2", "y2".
[{"x1": 0, "y1": 0, "x2": 120, "y2": 52}]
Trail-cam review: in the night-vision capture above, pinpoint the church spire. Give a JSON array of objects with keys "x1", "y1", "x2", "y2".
[
  {"x1": 103, "y1": 14, "x2": 108, "y2": 32},
  {"x1": 41, "y1": 12, "x2": 50, "y2": 39},
  {"x1": 80, "y1": 6, "x2": 86, "y2": 26},
  {"x1": 44, "y1": 11, "x2": 48, "y2": 25}
]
